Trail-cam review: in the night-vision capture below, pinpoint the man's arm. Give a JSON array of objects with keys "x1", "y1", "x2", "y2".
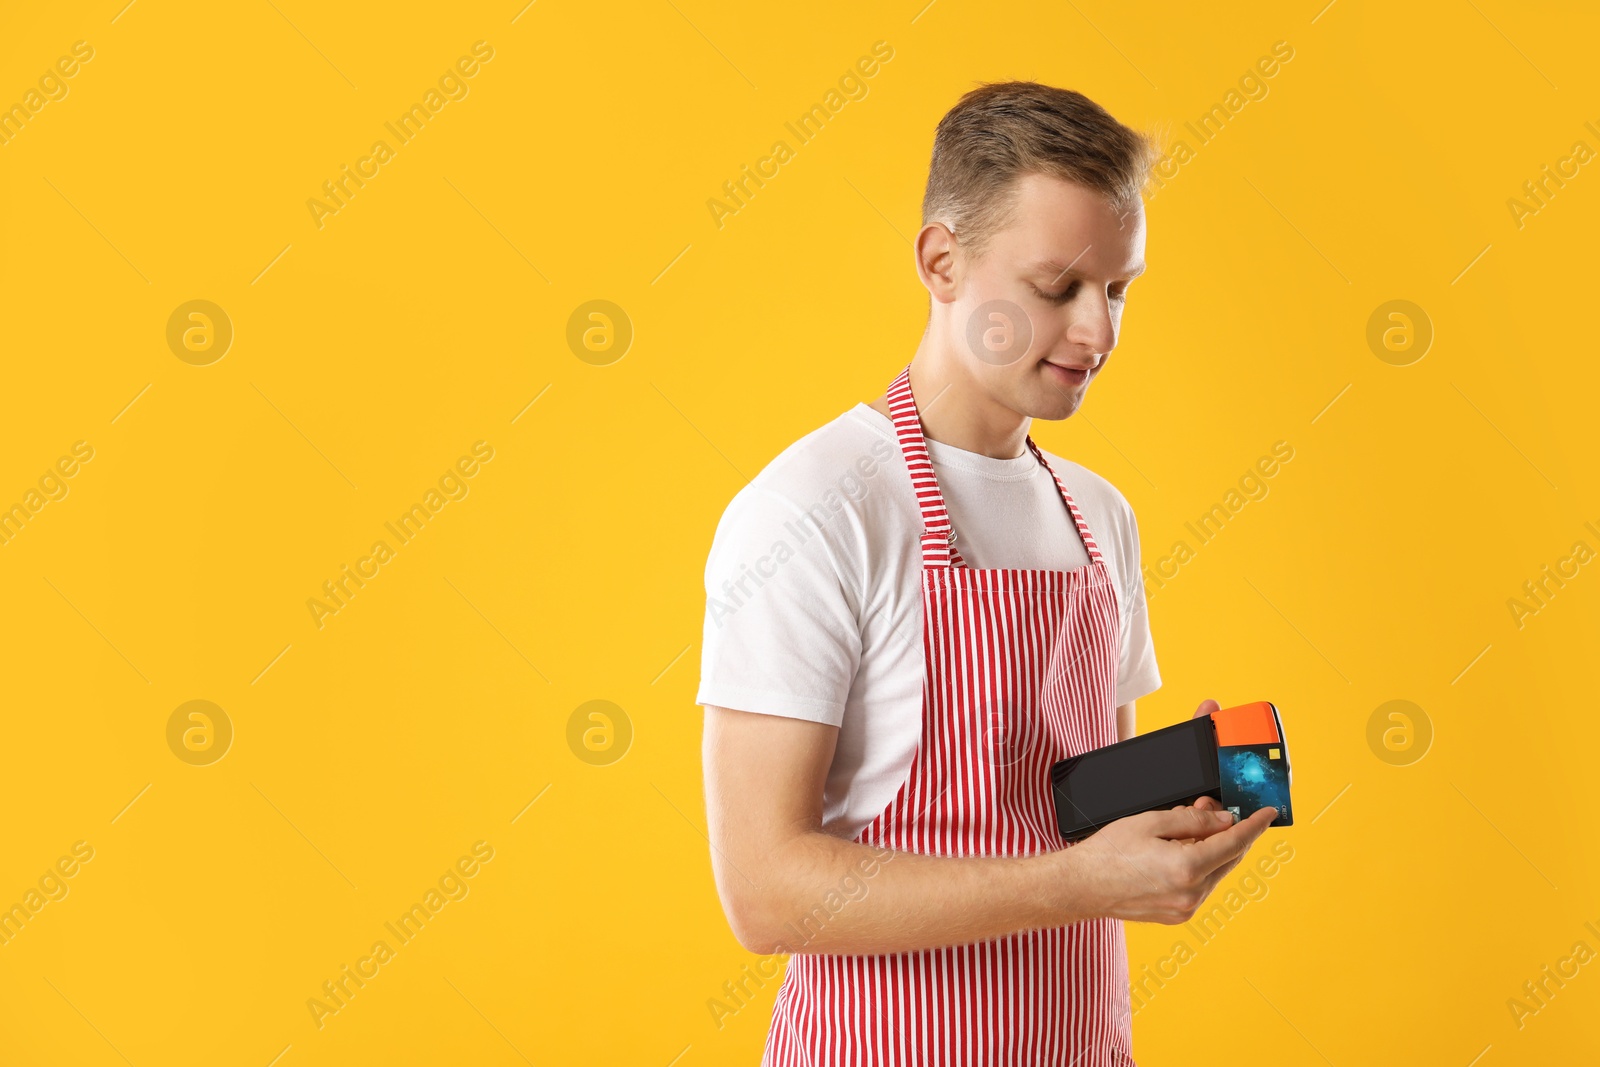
[
  {"x1": 1116, "y1": 700, "x2": 1136, "y2": 742},
  {"x1": 702, "y1": 702, "x2": 1277, "y2": 957}
]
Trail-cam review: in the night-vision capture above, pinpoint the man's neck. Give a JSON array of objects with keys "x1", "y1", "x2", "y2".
[{"x1": 867, "y1": 339, "x2": 1030, "y2": 460}]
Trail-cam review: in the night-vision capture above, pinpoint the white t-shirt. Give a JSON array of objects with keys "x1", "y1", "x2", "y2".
[{"x1": 696, "y1": 401, "x2": 1161, "y2": 841}]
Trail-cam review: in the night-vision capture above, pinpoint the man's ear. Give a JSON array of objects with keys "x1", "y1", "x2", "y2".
[{"x1": 914, "y1": 222, "x2": 962, "y2": 305}]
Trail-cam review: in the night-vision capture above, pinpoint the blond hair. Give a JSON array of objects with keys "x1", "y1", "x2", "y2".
[{"x1": 921, "y1": 81, "x2": 1158, "y2": 260}]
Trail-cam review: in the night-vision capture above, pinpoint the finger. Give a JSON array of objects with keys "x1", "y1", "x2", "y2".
[
  {"x1": 1195, "y1": 839, "x2": 1252, "y2": 885},
  {"x1": 1191, "y1": 853, "x2": 1243, "y2": 903},
  {"x1": 1142, "y1": 804, "x2": 1240, "y2": 842},
  {"x1": 1193, "y1": 698, "x2": 1221, "y2": 719},
  {"x1": 1192, "y1": 832, "x2": 1261, "y2": 898},
  {"x1": 1162, "y1": 797, "x2": 1225, "y2": 845},
  {"x1": 1185, "y1": 806, "x2": 1277, "y2": 871},
  {"x1": 1166, "y1": 799, "x2": 1204, "y2": 845},
  {"x1": 1186, "y1": 808, "x2": 1274, "y2": 869},
  {"x1": 1179, "y1": 796, "x2": 1221, "y2": 839}
]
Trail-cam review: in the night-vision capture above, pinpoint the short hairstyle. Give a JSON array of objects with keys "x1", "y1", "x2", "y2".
[{"x1": 921, "y1": 81, "x2": 1158, "y2": 261}]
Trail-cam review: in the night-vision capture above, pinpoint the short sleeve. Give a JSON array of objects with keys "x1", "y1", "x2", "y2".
[
  {"x1": 695, "y1": 484, "x2": 862, "y2": 725},
  {"x1": 1113, "y1": 495, "x2": 1161, "y2": 706}
]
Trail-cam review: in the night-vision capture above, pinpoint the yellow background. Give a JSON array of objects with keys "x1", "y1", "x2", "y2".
[{"x1": 2, "y1": 0, "x2": 1597, "y2": 1064}]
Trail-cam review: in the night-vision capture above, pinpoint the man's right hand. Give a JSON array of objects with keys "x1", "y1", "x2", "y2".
[
  {"x1": 703, "y1": 702, "x2": 1280, "y2": 954},
  {"x1": 1044, "y1": 800, "x2": 1278, "y2": 925}
]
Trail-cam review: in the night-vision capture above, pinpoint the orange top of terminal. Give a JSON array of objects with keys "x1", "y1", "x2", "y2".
[{"x1": 1211, "y1": 701, "x2": 1281, "y2": 746}]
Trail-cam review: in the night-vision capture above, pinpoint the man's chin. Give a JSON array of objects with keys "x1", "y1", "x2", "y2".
[{"x1": 1030, "y1": 384, "x2": 1086, "y2": 421}]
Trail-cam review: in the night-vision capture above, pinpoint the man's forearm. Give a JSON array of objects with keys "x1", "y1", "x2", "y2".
[
  {"x1": 1116, "y1": 699, "x2": 1136, "y2": 742},
  {"x1": 731, "y1": 829, "x2": 1094, "y2": 957}
]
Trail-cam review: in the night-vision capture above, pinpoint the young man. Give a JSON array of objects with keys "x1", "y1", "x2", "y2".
[{"x1": 697, "y1": 82, "x2": 1277, "y2": 1066}]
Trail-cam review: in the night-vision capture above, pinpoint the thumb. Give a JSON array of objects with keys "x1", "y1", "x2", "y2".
[
  {"x1": 1145, "y1": 803, "x2": 1235, "y2": 841},
  {"x1": 1193, "y1": 698, "x2": 1221, "y2": 719}
]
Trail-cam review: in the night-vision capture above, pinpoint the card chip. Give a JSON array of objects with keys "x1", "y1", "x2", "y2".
[{"x1": 1269, "y1": 747, "x2": 1280, "y2": 759}]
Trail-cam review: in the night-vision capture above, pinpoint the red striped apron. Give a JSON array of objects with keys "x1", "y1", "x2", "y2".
[{"x1": 763, "y1": 363, "x2": 1133, "y2": 1066}]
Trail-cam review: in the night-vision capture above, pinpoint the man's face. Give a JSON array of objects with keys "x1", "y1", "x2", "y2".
[{"x1": 949, "y1": 171, "x2": 1146, "y2": 420}]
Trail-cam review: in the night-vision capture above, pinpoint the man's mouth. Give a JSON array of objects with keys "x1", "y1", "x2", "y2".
[{"x1": 1043, "y1": 359, "x2": 1096, "y2": 387}]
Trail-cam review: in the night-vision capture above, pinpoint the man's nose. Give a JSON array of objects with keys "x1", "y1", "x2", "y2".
[{"x1": 1065, "y1": 296, "x2": 1117, "y2": 355}]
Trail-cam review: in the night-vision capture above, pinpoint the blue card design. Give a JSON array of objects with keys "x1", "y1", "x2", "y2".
[{"x1": 1218, "y1": 743, "x2": 1293, "y2": 825}]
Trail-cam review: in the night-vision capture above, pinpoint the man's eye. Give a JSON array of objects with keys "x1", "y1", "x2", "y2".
[{"x1": 1034, "y1": 283, "x2": 1129, "y2": 305}]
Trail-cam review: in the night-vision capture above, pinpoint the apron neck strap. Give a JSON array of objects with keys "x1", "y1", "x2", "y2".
[
  {"x1": 887, "y1": 364, "x2": 960, "y2": 568},
  {"x1": 886, "y1": 363, "x2": 1105, "y2": 569},
  {"x1": 1023, "y1": 436, "x2": 1106, "y2": 565}
]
